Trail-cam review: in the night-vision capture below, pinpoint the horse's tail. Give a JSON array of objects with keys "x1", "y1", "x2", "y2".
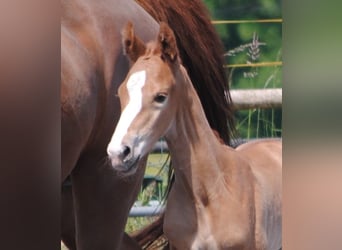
[{"x1": 136, "y1": 0, "x2": 236, "y2": 145}]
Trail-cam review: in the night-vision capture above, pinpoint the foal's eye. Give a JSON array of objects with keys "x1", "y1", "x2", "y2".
[{"x1": 154, "y1": 93, "x2": 167, "y2": 104}]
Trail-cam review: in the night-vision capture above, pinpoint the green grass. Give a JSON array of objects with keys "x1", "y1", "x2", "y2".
[
  {"x1": 235, "y1": 108, "x2": 282, "y2": 139},
  {"x1": 126, "y1": 216, "x2": 159, "y2": 234}
]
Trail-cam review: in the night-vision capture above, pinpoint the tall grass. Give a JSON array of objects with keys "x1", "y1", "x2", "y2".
[{"x1": 230, "y1": 38, "x2": 282, "y2": 139}]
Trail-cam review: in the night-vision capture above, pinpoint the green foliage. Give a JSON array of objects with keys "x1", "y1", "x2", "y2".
[
  {"x1": 203, "y1": 0, "x2": 281, "y2": 20},
  {"x1": 126, "y1": 216, "x2": 157, "y2": 234},
  {"x1": 204, "y1": 0, "x2": 282, "y2": 138},
  {"x1": 236, "y1": 108, "x2": 282, "y2": 139}
]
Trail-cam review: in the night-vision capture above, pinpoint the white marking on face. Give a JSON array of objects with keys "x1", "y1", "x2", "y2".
[{"x1": 107, "y1": 70, "x2": 146, "y2": 155}]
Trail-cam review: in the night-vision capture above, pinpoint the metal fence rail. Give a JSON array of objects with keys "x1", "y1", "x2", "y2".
[
  {"x1": 129, "y1": 205, "x2": 165, "y2": 217},
  {"x1": 230, "y1": 88, "x2": 282, "y2": 110}
]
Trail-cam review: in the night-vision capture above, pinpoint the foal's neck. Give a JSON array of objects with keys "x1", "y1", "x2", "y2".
[{"x1": 165, "y1": 68, "x2": 231, "y2": 204}]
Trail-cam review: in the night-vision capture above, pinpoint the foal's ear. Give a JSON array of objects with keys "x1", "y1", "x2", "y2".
[
  {"x1": 158, "y1": 22, "x2": 178, "y2": 63},
  {"x1": 121, "y1": 21, "x2": 146, "y2": 63}
]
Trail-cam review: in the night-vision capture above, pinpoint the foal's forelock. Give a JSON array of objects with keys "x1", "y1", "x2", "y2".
[{"x1": 107, "y1": 70, "x2": 146, "y2": 155}]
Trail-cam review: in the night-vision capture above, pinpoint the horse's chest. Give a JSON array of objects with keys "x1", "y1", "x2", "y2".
[
  {"x1": 189, "y1": 212, "x2": 217, "y2": 248},
  {"x1": 165, "y1": 209, "x2": 220, "y2": 249},
  {"x1": 166, "y1": 206, "x2": 255, "y2": 250},
  {"x1": 190, "y1": 231, "x2": 220, "y2": 250}
]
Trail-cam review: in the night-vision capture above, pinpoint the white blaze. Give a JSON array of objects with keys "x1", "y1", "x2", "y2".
[{"x1": 107, "y1": 70, "x2": 146, "y2": 155}]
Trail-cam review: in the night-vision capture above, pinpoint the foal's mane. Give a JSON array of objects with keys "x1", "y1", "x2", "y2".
[{"x1": 135, "y1": 0, "x2": 235, "y2": 145}]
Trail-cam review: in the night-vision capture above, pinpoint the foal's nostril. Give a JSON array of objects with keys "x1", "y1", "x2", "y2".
[{"x1": 122, "y1": 145, "x2": 131, "y2": 158}]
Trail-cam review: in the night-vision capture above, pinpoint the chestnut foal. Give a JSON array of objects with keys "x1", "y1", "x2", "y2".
[{"x1": 107, "y1": 22, "x2": 282, "y2": 250}]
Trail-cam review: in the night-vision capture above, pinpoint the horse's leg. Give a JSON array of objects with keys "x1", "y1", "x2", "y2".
[
  {"x1": 61, "y1": 185, "x2": 141, "y2": 250},
  {"x1": 61, "y1": 182, "x2": 76, "y2": 250},
  {"x1": 71, "y1": 154, "x2": 147, "y2": 250},
  {"x1": 61, "y1": 186, "x2": 141, "y2": 250}
]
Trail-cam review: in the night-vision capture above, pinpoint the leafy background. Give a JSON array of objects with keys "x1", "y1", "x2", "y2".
[{"x1": 203, "y1": 0, "x2": 282, "y2": 138}]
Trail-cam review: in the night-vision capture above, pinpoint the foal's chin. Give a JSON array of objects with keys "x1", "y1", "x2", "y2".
[{"x1": 109, "y1": 157, "x2": 140, "y2": 176}]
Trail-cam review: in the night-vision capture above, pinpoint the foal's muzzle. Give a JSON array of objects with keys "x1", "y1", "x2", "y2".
[{"x1": 107, "y1": 144, "x2": 141, "y2": 174}]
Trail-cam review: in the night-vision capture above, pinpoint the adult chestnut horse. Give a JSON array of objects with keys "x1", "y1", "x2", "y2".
[
  {"x1": 62, "y1": 0, "x2": 234, "y2": 249},
  {"x1": 108, "y1": 22, "x2": 282, "y2": 249}
]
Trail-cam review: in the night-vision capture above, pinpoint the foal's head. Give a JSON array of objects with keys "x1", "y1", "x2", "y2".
[{"x1": 107, "y1": 22, "x2": 182, "y2": 174}]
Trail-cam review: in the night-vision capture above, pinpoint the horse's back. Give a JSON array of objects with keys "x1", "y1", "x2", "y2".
[
  {"x1": 236, "y1": 139, "x2": 282, "y2": 186},
  {"x1": 236, "y1": 139, "x2": 281, "y2": 166},
  {"x1": 236, "y1": 139, "x2": 282, "y2": 250},
  {"x1": 61, "y1": 0, "x2": 159, "y2": 124}
]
